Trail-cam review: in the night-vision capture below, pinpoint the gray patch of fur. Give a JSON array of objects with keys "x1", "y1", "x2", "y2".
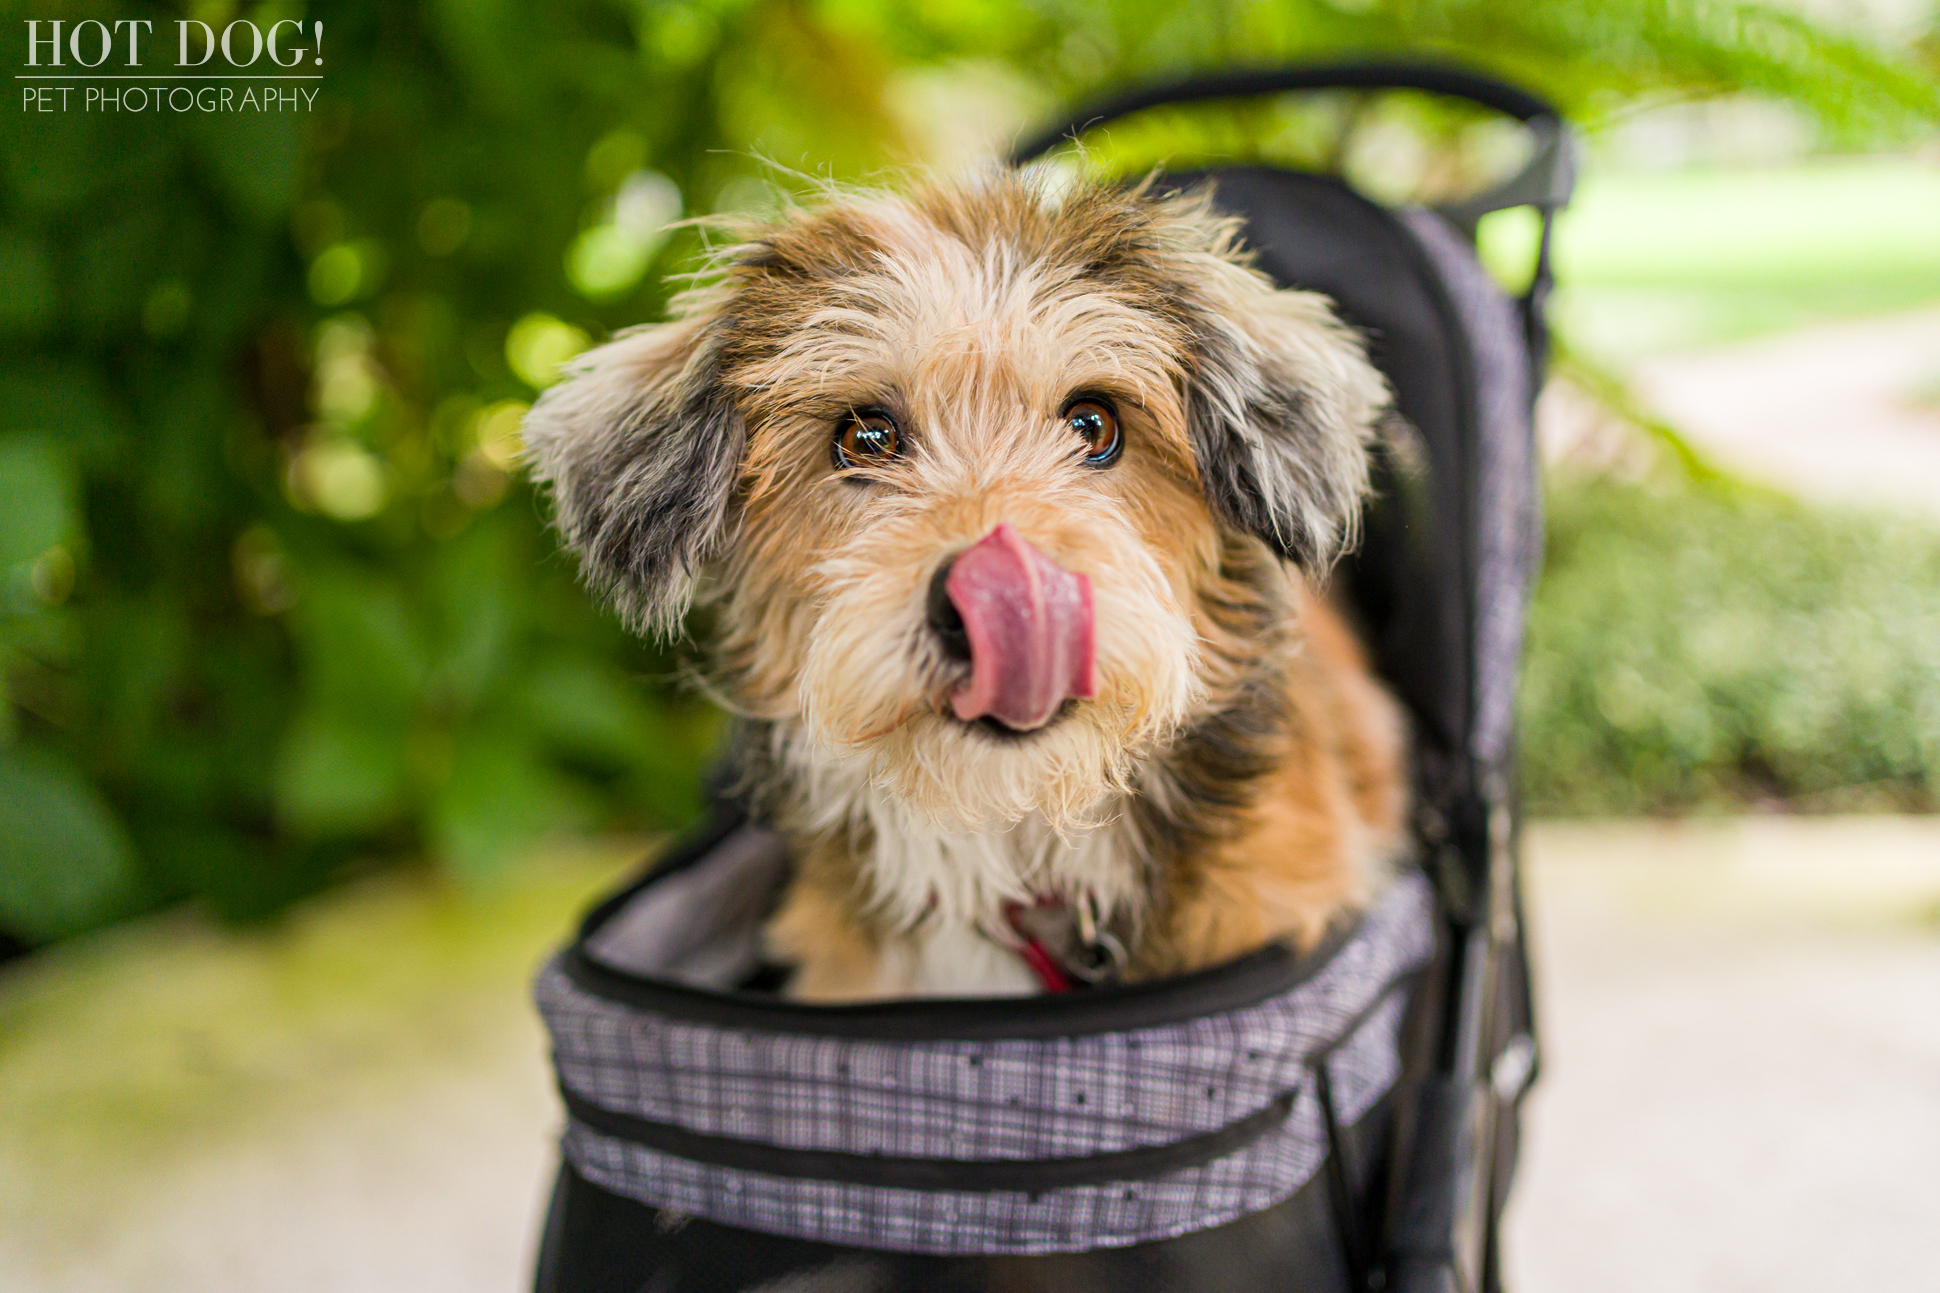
[
  {"x1": 521, "y1": 320, "x2": 743, "y2": 636},
  {"x1": 1183, "y1": 307, "x2": 1385, "y2": 570}
]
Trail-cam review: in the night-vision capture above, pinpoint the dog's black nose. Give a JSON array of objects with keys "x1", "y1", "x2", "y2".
[{"x1": 926, "y1": 559, "x2": 972, "y2": 662}]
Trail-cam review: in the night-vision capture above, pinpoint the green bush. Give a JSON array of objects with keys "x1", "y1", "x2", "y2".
[
  {"x1": 1521, "y1": 473, "x2": 1940, "y2": 816},
  {"x1": 1, "y1": 0, "x2": 1933, "y2": 947}
]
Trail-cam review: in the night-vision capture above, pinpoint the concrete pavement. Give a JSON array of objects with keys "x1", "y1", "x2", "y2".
[
  {"x1": 1505, "y1": 816, "x2": 1940, "y2": 1293},
  {"x1": 1631, "y1": 306, "x2": 1940, "y2": 518}
]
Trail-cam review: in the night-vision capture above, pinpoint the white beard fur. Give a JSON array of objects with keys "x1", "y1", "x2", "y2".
[{"x1": 766, "y1": 722, "x2": 1151, "y2": 996}]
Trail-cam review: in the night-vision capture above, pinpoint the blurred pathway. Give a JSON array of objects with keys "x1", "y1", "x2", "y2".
[
  {"x1": 1631, "y1": 306, "x2": 1940, "y2": 516},
  {"x1": 2, "y1": 819, "x2": 1937, "y2": 1292},
  {"x1": 0, "y1": 845, "x2": 641, "y2": 1293},
  {"x1": 1505, "y1": 816, "x2": 1940, "y2": 1293}
]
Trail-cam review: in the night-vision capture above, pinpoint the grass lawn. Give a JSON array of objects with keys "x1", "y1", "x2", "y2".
[{"x1": 1481, "y1": 155, "x2": 1940, "y2": 359}]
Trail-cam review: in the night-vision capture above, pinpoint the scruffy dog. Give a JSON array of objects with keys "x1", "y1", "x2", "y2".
[{"x1": 525, "y1": 171, "x2": 1407, "y2": 1000}]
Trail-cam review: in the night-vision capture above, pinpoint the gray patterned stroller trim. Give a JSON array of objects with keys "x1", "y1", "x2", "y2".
[{"x1": 536, "y1": 823, "x2": 1437, "y2": 1255}]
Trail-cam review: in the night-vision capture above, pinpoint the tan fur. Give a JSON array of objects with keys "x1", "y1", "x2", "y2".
[
  {"x1": 526, "y1": 169, "x2": 1408, "y2": 998},
  {"x1": 1145, "y1": 588, "x2": 1408, "y2": 975},
  {"x1": 763, "y1": 863, "x2": 885, "y2": 1001}
]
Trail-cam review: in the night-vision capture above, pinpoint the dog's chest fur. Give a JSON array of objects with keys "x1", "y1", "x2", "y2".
[{"x1": 750, "y1": 722, "x2": 1151, "y2": 996}]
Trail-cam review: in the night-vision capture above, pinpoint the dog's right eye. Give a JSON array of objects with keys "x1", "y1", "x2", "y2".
[{"x1": 833, "y1": 411, "x2": 902, "y2": 469}]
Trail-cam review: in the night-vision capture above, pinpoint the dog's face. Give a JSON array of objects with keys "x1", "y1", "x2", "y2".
[{"x1": 525, "y1": 174, "x2": 1385, "y2": 831}]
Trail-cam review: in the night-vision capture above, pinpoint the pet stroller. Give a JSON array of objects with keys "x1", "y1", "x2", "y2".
[{"x1": 532, "y1": 60, "x2": 1575, "y2": 1293}]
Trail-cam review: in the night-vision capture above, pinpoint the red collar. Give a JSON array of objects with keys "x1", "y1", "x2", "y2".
[
  {"x1": 1010, "y1": 927, "x2": 1077, "y2": 992},
  {"x1": 1001, "y1": 899, "x2": 1078, "y2": 993}
]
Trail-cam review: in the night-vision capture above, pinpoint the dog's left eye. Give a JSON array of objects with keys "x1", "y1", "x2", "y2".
[
  {"x1": 833, "y1": 410, "x2": 902, "y2": 469},
  {"x1": 1065, "y1": 398, "x2": 1122, "y2": 467}
]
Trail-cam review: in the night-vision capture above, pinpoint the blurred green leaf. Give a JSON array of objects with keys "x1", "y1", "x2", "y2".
[
  {"x1": 274, "y1": 708, "x2": 414, "y2": 834},
  {"x1": 81, "y1": 597, "x2": 189, "y2": 769},
  {"x1": 519, "y1": 656, "x2": 663, "y2": 765},
  {"x1": 0, "y1": 360, "x2": 129, "y2": 470},
  {"x1": 70, "y1": 203, "x2": 168, "y2": 334},
  {"x1": 133, "y1": 362, "x2": 232, "y2": 534},
  {"x1": 291, "y1": 571, "x2": 430, "y2": 720},
  {"x1": 189, "y1": 112, "x2": 304, "y2": 224},
  {"x1": 0, "y1": 747, "x2": 141, "y2": 943},
  {"x1": 0, "y1": 228, "x2": 58, "y2": 338},
  {"x1": 427, "y1": 518, "x2": 522, "y2": 711},
  {"x1": 136, "y1": 826, "x2": 312, "y2": 924},
  {"x1": 0, "y1": 435, "x2": 75, "y2": 572},
  {"x1": 0, "y1": 108, "x2": 171, "y2": 214},
  {"x1": 428, "y1": 724, "x2": 590, "y2": 884}
]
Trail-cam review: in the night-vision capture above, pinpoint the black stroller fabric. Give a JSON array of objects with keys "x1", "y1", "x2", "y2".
[
  {"x1": 535, "y1": 60, "x2": 1566, "y2": 1293},
  {"x1": 1193, "y1": 171, "x2": 1541, "y2": 788}
]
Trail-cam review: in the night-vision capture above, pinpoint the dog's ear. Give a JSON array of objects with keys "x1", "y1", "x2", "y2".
[
  {"x1": 521, "y1": 315, "x2": 741, "y2": 636},
  {"x1": 1177, "y1": 260, "x2": 1389, "y2": 570}
]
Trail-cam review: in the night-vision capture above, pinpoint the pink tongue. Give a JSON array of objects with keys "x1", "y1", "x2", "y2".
[{"x1": 945, "y1": 524, "x2": 1095, "y2": 731}]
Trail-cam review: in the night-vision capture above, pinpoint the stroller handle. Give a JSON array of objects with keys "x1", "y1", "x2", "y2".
[
  {"x1": 1010, "y1": 58, "x2": 1577, "y2": 228},
  {"x1": 1011, "y1": 58, "x2": 1561, "y2": 164}
]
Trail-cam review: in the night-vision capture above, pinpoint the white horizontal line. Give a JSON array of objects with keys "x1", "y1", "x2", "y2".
[{"x1": 15, "y1": 75, "x2": 323, "y2": 80}]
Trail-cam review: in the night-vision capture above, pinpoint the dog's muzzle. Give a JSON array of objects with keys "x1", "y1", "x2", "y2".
[{"x1": 927, "y1": 523, "x2": 1095, "y2": 732}]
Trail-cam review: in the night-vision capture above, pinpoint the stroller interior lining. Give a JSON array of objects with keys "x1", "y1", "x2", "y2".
[{"x1": 583, "y1": 821, "x2": 791, "y2": 989}]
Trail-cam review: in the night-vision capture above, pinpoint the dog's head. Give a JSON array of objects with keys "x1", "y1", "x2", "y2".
[{"x1": 525, "y1": 173, "x2": 1386, "y2": 831}]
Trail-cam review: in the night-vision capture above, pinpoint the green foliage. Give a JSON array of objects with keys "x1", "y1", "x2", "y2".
[
  {"x1": 0, "y1": 0, "x2": 1933, "y2": 945},
  {"x1": 1521, "y1": 473, "x2": 1940, "y2": 816},
  {"x1": 0, "y1": 745, "x2": 142, "y2": 942},
  {"x1": 0, "y1": 0, "x2": 779, "y2": 939}
]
